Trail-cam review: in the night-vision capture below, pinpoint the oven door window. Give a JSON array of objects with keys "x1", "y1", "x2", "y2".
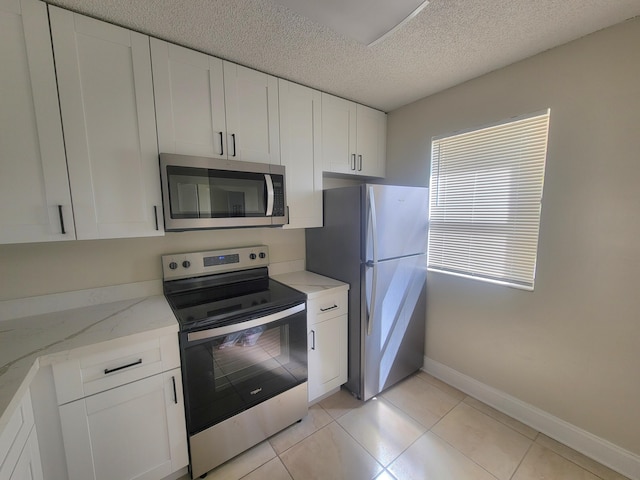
[
  {"x1": 181, "y1": 309, "x2": 307, "y2": 435},
  {"x1": 167, "y1": 166, "x2": 267, "y2": 219}
]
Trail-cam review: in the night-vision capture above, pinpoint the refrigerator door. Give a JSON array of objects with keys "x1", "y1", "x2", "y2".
[
  {"x1": 366, "y1": 185, "x2": 429, "y2": 262},
  {"x1": 362, "y1": 254, "x2": 427, "y2": 401}
]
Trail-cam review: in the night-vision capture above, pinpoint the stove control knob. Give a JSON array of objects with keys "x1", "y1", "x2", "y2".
[
  {"x1": 259, "y1": 252, "x2": 266, "y2": 259},
  {"x1": 182, "y1": 260, "x2": 191, "y2": 268},
  {"x1": 249, "y1": 253, "x2": 257, "y2": 260},
  {"x1": 169, "y1": 261, "x2": 178, "y2": 270}
]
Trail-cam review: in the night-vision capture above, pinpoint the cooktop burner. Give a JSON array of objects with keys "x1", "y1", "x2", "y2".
[
  {"x1": 162, "y1": 246, "x2": 306, "y2": 332},
  {"x1": 165, "y1": 275, "x2": 305, "y2": 331}
]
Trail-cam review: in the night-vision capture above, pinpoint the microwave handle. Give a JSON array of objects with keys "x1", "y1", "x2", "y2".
[{"x1": 265, "y1": 174, "x2": 274, "y2": 216}]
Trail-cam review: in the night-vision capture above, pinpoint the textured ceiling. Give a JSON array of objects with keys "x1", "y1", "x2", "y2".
[{"x1": 45, "y1": 0, "x2": 640, "y2": 112}]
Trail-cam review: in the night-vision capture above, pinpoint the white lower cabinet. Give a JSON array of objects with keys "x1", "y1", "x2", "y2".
[
  {"x1": 0, "y1": 389, "x2": 44, "y2": 480},
  {"x1": 307, "y1": 290, "x2": 348, "y2": 402},
  {"x1": 6, "y1": 428, "x2": 43, "y2": 480},
  {"x1": 52, "y1": 332, "x2": 187, "y2": 480},
  {"x1": 59, "y1": 369, "x2": 187, "y2": 480}
]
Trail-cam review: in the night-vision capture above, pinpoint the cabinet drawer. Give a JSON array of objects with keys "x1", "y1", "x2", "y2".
[
  {"x1": 307, "y1": 290, "x2": 347, "y2": 324},
  {"x1": 0, "y1": 389, "x2": 34, "y2": 478},
  {"x1": 53, "y1": 332, "x2": 180, "y2": 405}
]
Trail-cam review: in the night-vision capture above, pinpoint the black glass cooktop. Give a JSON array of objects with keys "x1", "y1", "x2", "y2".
[{"x1": 164, "y1": 268, "x2": 306, "y2": 331}]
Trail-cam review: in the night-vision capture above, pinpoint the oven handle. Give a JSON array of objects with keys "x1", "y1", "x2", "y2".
[
  {"x1": 186, "y1": 303, "x2": 305, "y2": 342},
  {"x1": 265, "y1": 174, "x2": 274, "y2": 216}
]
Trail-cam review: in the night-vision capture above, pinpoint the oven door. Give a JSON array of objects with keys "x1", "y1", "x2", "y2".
[
  {"x1": 160, "y1": 153, "x2": 287, "y2": 230},
  {"x1": 180, "y1": 303, "x2": 307, "y2": 436}
]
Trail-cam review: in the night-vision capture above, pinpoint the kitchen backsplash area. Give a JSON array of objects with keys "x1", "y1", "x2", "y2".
[{"x1": 0, "y1": 228, "x2": 304, "y2": 302}]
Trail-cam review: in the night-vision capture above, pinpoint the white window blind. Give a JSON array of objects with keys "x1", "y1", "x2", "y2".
[{"x1": 428, "y1": 110, "x2": 550, "y2": 290}]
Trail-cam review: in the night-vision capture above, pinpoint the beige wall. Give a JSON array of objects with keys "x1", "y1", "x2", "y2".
[
  {"x1": 386, "y1": 18, "x2": 640, "y2": 455},
  {"x1": 0, "y1": 228, "x2": 304, "y2": 301}
]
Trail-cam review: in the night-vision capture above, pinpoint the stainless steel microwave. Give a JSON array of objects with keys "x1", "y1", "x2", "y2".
[{"x1": 159, "y1": 153, "x2": 288, "y2": 230}]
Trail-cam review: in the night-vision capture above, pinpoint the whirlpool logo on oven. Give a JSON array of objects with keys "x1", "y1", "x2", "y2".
[{"x1": 250, "y1": 388, "x2": 263, "y2": 395}]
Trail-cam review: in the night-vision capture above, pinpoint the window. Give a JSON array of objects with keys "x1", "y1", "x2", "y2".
[{"x1": 427, "y1": 110, "x2": 550, "y2": 290}]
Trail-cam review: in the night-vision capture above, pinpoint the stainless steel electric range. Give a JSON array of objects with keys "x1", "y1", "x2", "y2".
[{"x1": 162, "y1": 246, "x2": 308, "y2": 479}]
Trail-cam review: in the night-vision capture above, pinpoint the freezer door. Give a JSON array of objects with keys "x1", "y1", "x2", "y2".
[
  {"x1": 366, "y1": 185, "x2": 429, "y2": 262},
  {"x1": 363, "y1": 254, "x2": 427, "y2": 401}
]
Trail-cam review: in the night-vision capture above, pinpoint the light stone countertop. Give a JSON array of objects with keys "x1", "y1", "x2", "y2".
[
  {"x1": 0, "y1": 294, "x2": 177, "y2": 432},
  {"x1": 271, "y1": 270, "x2": 349, "y2": 298}
]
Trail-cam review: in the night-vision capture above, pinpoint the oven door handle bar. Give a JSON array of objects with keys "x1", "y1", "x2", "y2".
[{"x1": 186, "y1": 303, "x2": 305, "y2": 342}]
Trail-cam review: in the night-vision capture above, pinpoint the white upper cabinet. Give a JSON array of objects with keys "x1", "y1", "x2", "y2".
[
  {"x1": 322, "y1": 93, "x2": 386, "y2": 178},
  {"x1": 0, "y1": 0, "x2": 75, "y2": 244},
  {"x1": 151, "y1": 39, "x2": 280, "y2": 164},
  {"x1": 151, "y1": 39, "x2": 227, "y2": 158},
  {"x1": 356, "y1": 104, "x2": 386, "y2": 177},
  {"x1": 278, "y1": 80, "x2": 322, "y2": 229},
  {"x1": 223, "y1": 62, "x2": 280, "y2": 164},
  {"x1": 321, "y1": 93, "x2": 356, "y2": 175},
  {"x1": 50, "y1": 7, "x2": 163, "y2": 240}
]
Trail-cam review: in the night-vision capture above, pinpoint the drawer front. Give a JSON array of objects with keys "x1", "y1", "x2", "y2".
[
  {"x1": 307, "y1": 290, "x2": 347, "y2": 324},
  {"x1": 53, "y1": 332, "x2": 180, "y2": 405},
  {"x1": 0, "y1": 389, "x2": 34, "y2": 478}
]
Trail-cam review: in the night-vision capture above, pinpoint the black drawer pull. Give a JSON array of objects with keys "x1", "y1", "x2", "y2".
[
  {"x1": 153, "y1": 206, "x2": 159, "y2": 231},
  {"x1": 311, "y1": 330, "x2": 316, "y2": 350},
  {"x1": 104, "y1": 358, "x2": 142, "y2": 375},
  {"x1": 320, "y1": 304, "x2": 338, "y2": 312}
]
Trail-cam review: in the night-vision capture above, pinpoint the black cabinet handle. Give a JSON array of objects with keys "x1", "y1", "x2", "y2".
[
  {"x1": 104, "y1": 358, "x2": 142, "y2": 375},
  {"x1": 231, "y1": 133, "x2": 236, "y2": 157},
  {"x1": 171, "y1": 376, "x2": 178, "y2": 404},
  {"x1": 320, "y1": 304, "x2": 338, "y2": 312},
  {"x1": 58, "y1": 205, "x2": 66, "y2": 234},
  {"x1": 358, "y1": 154, "x2": 363, "y2": 171},
  {"x1": 153, "y1": 206, "x2": 159, "y2": 230},
  {"x1": 219, "y1": 132, "x2": 224, "y2": 156},
  {"x1": 311, "y1": 330, "x2": 316, "y2": 350}
]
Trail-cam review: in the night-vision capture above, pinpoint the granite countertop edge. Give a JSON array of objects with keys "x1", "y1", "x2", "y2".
[{"x1": 271, "y1": 270, "x2": 349, "y2": 299}]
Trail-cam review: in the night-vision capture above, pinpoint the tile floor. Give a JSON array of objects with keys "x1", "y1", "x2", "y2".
[{"x1": 182, "y1": 371, "x2": 629, "y2": 480}]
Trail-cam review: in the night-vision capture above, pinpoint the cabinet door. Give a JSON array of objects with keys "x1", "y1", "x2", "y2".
[
  {"x1": 279, "y1": 80, "x2": 322, "y2": 229},
  {"x1": 59, "y1": 369, "x2": 187, "y2": 480},
  {"x1": 356, "y1": 104, "x2": 386, "y2": 178},
  {"x1": 223, "y1": 61, "x2": 280, "y2": 164},
  {"x1": 151, "y1": 39, "x2": 227, "y2": 158},
  {"x1": 321, "y1": 93, "x2": 357, "y2": 174},
  {"x1": 8, "y1": 428, "x2": 44, "y2": 480},
  {"x1": 0, "y1": 0, "x2": 74, "y2": 244},
  {"x1": 308, "y1": 315, "x2": 348, "y2": 402},
  {"x1": 50, "y1": 7, "x2": 163, "y2": 239}
]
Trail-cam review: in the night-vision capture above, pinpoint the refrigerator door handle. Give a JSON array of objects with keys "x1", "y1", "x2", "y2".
[{"x1": 367, "y1": 186, "x2": 378, "y2": 336}]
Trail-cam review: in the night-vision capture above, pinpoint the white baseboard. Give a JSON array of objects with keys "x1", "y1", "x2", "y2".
[{"x1": 423, "y1": 357, "x2": 640, "y2": 480}]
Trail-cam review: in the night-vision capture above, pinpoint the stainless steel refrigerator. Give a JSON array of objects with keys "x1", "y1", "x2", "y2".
[{"x1": 306, "y1": 184, "x2": 429, "y2": 401}]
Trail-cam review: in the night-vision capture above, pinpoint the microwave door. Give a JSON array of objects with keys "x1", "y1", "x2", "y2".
[{"x1": 160, "y1": 153, "x2": 287, "y2": 229}]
